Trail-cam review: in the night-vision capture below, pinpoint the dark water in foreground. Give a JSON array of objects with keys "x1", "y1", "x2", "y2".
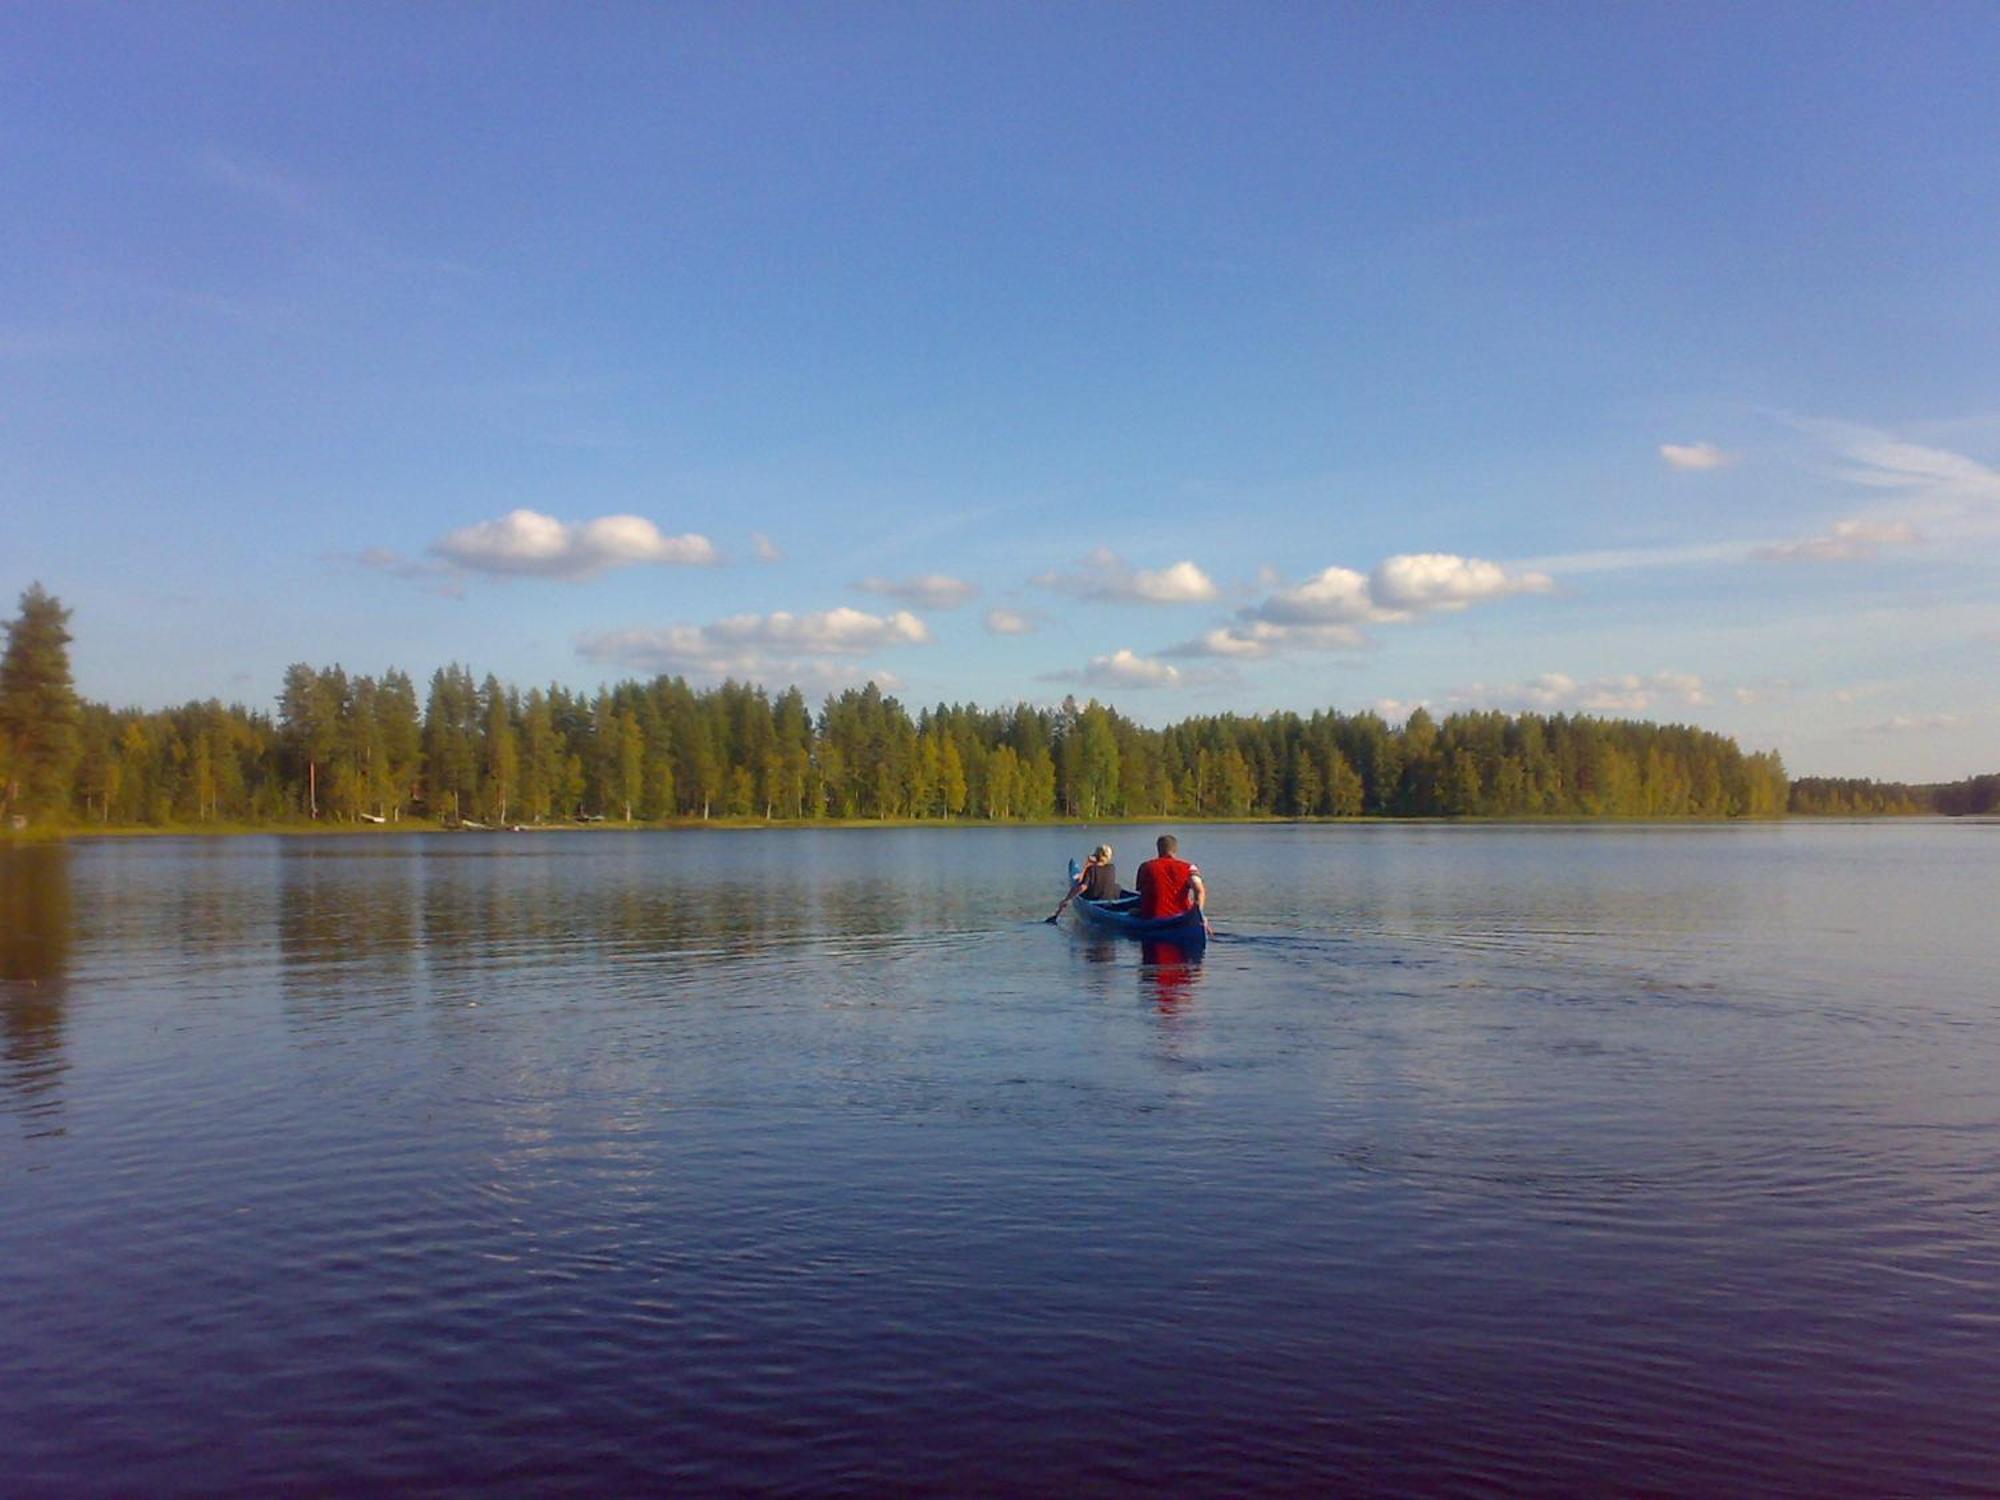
[{"x1": 2, "y1": 823, "x2": 1996, "y2": 1496}]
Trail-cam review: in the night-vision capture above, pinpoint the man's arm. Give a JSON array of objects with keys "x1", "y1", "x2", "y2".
[{"x1": 1188, "y1": 870, "x2": 1206, "y2": 911}]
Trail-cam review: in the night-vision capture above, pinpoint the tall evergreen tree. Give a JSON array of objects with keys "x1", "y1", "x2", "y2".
[{"x1": 0, "y1": 584, "x2": 81, "y2": 826}]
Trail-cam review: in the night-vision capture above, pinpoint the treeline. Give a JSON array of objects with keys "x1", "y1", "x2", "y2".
[
  {"x1": 3, "y1": 584, "x2": 1803, "y2": 830},
  {"x1": 55, "y1": 663, "x2": 1791, "y2": 827},
  {"x1": 1934, "y1": 775, "x2": 2000, "y2": 816},
  {"x1": 1789, "y1": 774, "x2": 2000, "y2": 817},
  {"x1": 1788, "y1": 777, "x2": 1929, "y2": 815}
]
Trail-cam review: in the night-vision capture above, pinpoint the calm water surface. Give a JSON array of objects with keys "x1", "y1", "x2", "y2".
[{"x1": 3, "y1": 823, "x2": 1996, "y2": 1496}]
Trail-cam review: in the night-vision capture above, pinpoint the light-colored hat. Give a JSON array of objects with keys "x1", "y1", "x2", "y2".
[{"x1": 1092, "y1": 844, "x2": 1113, "y2": 861}]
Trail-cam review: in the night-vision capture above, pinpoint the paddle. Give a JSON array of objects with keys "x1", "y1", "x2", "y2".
[{"x1": 1047, "y1": 858, "x2": 1084, "y2": 923}]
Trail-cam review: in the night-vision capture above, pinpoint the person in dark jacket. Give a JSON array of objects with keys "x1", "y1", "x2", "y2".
[
  {"x1": 1077, "y1": 844, "x2": 1120, "y2": 901},
  {"x1": 1049, "y1": 844, "x2": 1119, "y2": 921}
]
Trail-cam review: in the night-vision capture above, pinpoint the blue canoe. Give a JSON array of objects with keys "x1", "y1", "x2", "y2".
[{"x1": 1064, "y1": 860, "x2": 1209, "y2": 944}]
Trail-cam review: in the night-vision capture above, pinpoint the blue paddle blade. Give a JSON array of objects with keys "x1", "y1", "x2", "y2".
[{"x1": 1068, "y1": 858, "x2": 1080, "y2": 881}]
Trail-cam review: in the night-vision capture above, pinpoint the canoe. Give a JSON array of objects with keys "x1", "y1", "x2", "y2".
[{"x1": 1064, "y1": 860, "x2": 1209, "y2": 943}]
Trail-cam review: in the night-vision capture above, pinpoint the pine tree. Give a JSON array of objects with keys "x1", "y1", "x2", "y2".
[{"x1": 0, "y1": 584, "x2": 81, "y2": 826}]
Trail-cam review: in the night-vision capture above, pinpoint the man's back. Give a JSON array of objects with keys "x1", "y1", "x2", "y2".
[{"x1": 1137, "y1": 856, "x2": 1196, "y2": 919}]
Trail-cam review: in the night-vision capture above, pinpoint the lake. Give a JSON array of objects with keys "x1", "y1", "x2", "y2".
[{"x1": 3, "y1": 823, "x2": 1996, "y2": 1496}]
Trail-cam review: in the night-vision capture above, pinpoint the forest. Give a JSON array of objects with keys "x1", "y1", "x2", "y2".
[
  {"x1": 4, "y1": 583, "x2": 1987, "y2": 830},
  {"x1": 1788, "y1": 775, "x2": 2000, "y2": 817}
]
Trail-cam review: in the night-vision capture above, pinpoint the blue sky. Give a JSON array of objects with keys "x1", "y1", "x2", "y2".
[{"x1": 4, "y1": 3, "x2": 1996, "y2": 779}]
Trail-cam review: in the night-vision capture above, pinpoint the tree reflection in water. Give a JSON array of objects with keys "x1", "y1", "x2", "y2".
[{"x1": 0, "y1": 846, "x2": 72, "y2": 1129}]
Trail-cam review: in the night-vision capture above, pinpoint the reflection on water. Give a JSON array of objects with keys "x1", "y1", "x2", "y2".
[
  {"x1": 2, "y1": 824, "x2": 1998, "y2": 1496},
  {"x1": 0, "y1": 846, "x2": 70, "y2": 1130},
  {"x1": 1139, "y1": 938, "x2": 1203, "y2": 1010},
  {"x1": 277, "y1": 841, "x2": 420, "y2": 1025}
]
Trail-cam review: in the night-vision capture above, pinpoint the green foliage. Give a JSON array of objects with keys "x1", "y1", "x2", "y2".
[
  {"x1": 6, "y1": 590, "x2": 1842, "y2": 830},
  {"x1": 1933, "y1": 774, "x2": 2000, "y2": 816},
  {"x1": 41, "y1": 666, "x2": 1810, "y2": 828},
  {"x1": 1790, "y1": 773, "x2": 2000, "y2": 817},
  {"x1": 0, "y1": 584, "x2": 81, "y2": 826}
]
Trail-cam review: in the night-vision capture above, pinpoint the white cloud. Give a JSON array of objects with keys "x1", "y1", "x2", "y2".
[
  {"x1": 1835, "y1": 436, "x2": 2000, "y2": 504},
  {"x1": 432, "y1": 509, "x2": 719, "y2": 580},
  {"x1": 751, "y1": 531, "x2": 782, "y2": 563},
  {"x1": 577, "y1": 606, "x2": 928, "y2": 683},
  {"x1": 1165, "y1": 620, "x2": 1367, "y2": 658},
  {"x1": 1156, "y1": 551, "x2": 1552, "y2": 664},
  {"x1": 1753, "y1": 517, "x2": 1921, "y2": 563},
  {"x1": 1808, "y1": 425, "x2": 2000, "y2": 547},
  {"x1": 1033, "y1": 548, "x2": 1220, "y2": 604},
  {"x1": 1256, "y1": 565, "x2": 1383, "y2": 625},
  {"x1": 1250, "y1": 553, "x2": 1550, "y2": 631},
  {"x1": 1454, "y1": 671, "x2": 1711, "y2": 715},
  {"x1": 706, "y1": 607, "x2": 929, "y2": 654},
  {"x1": 1045, "y1": 649, "x2": 1186, "y2": 690},
  {"x1": 1371, "y1": 698, "x2": 1425, "y2": 724},
  {"x1": 1170, "y1": 623, "x2": 1290, "y2": 659},
  {"x1": 1369, "y1": 553, "x2": 1554, "y2": 613},
  {"x1": 855, "y1": 573, "x2": 979, "y2": 610},
  {"x1": 984, "y1": 608, "x2": 1038, "y2": 636},
  {"x1": 1660, "y1": 441, "x2": 1737, "y2": 471}
]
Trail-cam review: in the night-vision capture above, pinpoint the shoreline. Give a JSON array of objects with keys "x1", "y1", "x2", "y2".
[{"x1": 6, "y1": 811, "x2": 1950, "y2": 844}]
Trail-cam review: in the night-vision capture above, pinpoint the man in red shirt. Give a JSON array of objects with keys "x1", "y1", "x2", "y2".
[{"x1": 1136, "y1": 834, "x2": 1206, "y2": 927}]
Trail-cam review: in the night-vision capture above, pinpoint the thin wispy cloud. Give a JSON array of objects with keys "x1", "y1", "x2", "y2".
[
  {"x1": 1730, "y1": 680, "x2": 1797, "y2": 706},
  {"x1": 1533, "y1": 423, "x2": 1996, "y2": 585},
  {"x1": 1858, "y1": 712, "x2": 1962, "y2": 735},
  {"x1": 192, "y1": 143, "x2": 474, "y2": 279},
  {"x1": 335, "y1": 547, "x2": 465, "y2": 599},
  {"x1": 1512, "y1": 541, "x2": 1754, "y2": 575},
  {"x1": 196, "y1": 146, "x2": 327, "y2": 224},
  {"x1": 752, "y1": 532, "x2": 783, "y2": 563},
  {"x1": 431, "y1": 509, "x2": 718, "y2": 580},
  {"x1": 1453, "y1": 671, "x2": 1710, "y2": 715},
  {"x1": 1660, "y1": 441, "x2": 1738, "y2": 471},
  {"x1": 854, "y1": 573, "x2": 979, "y2": 609},
  {"x1": 1753, "y1": 517, "x2": 1920, "y2": 563},
  {"x1": 1798, "y1": 424, "x2": 2000, "y2": 545},
  {"x1": 1695, "y1": 423, "x2": 2000, "y2": 576},
  {"x1": 984, "y1": 608, "x2": 1039, "y2": 636},
  {"x1": 1834, "y1": 434, "x2": 2000, "y2": 504},
  {"x1": 1166, "y1": 621, "x2": 1367, "y2": 659},
  {"x1": 1033, "y1": 549, "x2": 1220, "y2": 605},
  {"x1": 577, "y1": 606, "x2": 930, "y2": 684}
]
